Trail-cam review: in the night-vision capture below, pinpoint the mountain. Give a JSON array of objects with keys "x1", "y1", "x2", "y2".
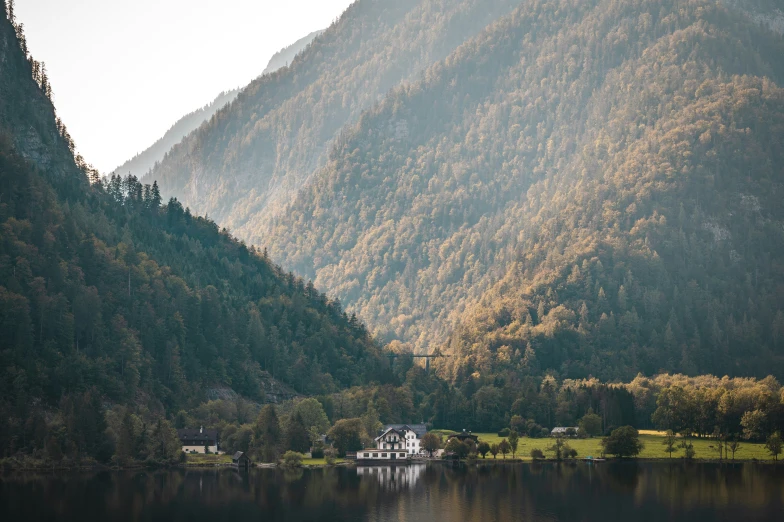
[
  {"x1": 111, "y1": 30, "x2": 327, "y2": 180},
  {"x1": 258, "y1": 0, "x2": 784, "y2": 382},
  {"x1": 111, "y1": 89, "x2": 240, "y2": 178},
  {"x1": 262, "y1": 29, "x2": 324, "y2": 75},
  {"x1": 147, "y1": 0, "x2": 522, "y2": 234},
  {"x1": 0, "y1": 8, "x2": 386, "y2": 458}
]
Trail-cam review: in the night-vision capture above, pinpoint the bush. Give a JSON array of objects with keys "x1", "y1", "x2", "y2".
[
  {"x1": 530, "y1": 448, "x2": 545, "y2": 460},
  {"x1": 498, "y1": 428, "x2": 511, "y2": 437},
  {"x1": 281, "y1": 451, "x2": 304, "y2": 468},
  {"x1": 324, "y1": 448, "x2": 338, "y2": 466}
]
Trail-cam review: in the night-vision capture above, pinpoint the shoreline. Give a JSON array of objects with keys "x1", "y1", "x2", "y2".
[{"x1": 2, "y1": 457, "x2": 780, "y2": 472}]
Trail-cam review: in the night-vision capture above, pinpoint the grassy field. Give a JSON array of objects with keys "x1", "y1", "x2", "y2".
[
  {"x1": 443, "y1": 432, "x2": 773, "y2": 461},
  {"x1": 184, "y1": 454, "x2": 346, "y2": 467},
  {"x1": 301, "y1": 457, "x2": 345, "y2": 466},
  {"x1": 185, "y1": 453, "x2": 232, "y2": 465}
]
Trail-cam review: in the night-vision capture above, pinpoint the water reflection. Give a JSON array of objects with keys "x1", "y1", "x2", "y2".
[
  {"x1": 1, "y1": 463, "x2": 782, "y2": 521},
  {"x1": 357, "y1": 464, "x2": 426, "y2": 490}
]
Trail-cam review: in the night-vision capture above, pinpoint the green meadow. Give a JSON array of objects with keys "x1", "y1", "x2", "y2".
[{"x1": 433, "y1": 430, "x2": 773, "y2": 461}]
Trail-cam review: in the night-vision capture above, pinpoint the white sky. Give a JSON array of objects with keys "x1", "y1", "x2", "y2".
[{"x1": 14, "y1": 0, "x2": 355, "y2": 172}]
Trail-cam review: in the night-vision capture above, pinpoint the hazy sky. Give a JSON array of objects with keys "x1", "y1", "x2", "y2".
[{"x1": 15, "y1": 0, "x2": 355, "y2": 172}]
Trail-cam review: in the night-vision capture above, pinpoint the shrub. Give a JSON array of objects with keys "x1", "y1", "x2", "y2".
[
  {"x1": 281, "y1": 451, "x2": 304, "y2": 468},
  {"x1": 680, "y1": 441, "x2": 696, "y2": 460},
  {"x1": 498, "y1": 428, "x2": 511, "y2": 437},
  {"x1": 324, "y1": 447, "x2": 338, "y2": 466},
  {"x1": 530, "y1": 448, "x2": 545, "y2": 460}
]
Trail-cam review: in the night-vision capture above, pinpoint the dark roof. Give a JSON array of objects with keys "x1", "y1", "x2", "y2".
[
  {"x1": 447, "y1": 430, "x2": 478, "y2": 442},
  {"x1": 177, "y1": 428, "x2": 218, "y2": 442},
  {"x1": 232, "y1": 451, "x2": 248, "y2": 461},
  {"x1": 382, "y1": 424, "x2": 427, "y2": 438},
  {"x1": 375, "y1": 427, "x2": 406, "y2": 441}
]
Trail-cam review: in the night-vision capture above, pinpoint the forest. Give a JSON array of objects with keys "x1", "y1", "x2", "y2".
[
  {"x1": 0, "y1": 4, "x2": 386, "y2": 463},
  {"x1": 262, "y1": 0, "x2": 784, "y2": 381},
  {"x1": 149, "y1": 0, "x2": 523, "y2": 233},
  {"x1": 2, "y1": 0, "x2": 784, "y2": 467}
]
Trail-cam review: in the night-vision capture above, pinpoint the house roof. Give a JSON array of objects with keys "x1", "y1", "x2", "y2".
[
  {"x1": 375, "y1": 427, "x2": 405, "y2": 441},
  {"x1": 381, "y1": 424, "x2": 427, "y2": 438},
  {"x1": 177, "y1": 428, "x2": 219, "y2": 442},
  {"x1": 232, "y1": 451, "x2": 248, "y2": 461},
  {"x1": 551, "y1": 427, "x2": 579, "y2": 433},
  {"x1": 447, "y1": 430, "x2": 478, "y2": 441}
]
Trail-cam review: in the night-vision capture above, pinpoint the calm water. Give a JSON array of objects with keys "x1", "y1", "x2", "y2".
[{"x1": 2, "y1": 462, "x2": 783, "y2": 521}]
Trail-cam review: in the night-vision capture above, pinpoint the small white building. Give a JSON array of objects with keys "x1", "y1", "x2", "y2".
[
  {"x1": 550, "y1": 427, "x2": 579, "y2": 438},
  {"x1": 178, "y1": 426, "x2": 219, "y2": 453},
  {"x1": 376, "y1": 424, "x2": 426, "y2": 455}
]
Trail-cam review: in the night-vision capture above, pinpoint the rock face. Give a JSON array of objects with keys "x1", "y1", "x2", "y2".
[
  {"x1": 206, "y1": 373, "x2": 300, "y2": 404},
  {"x1": 0, "y1": 14, "x2": 80, "y2": 180}
]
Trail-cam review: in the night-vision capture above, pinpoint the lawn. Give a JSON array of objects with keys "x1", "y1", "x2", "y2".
[
  {"x1": 457, "y1": 432, "x2": 773, "y2": 461},
  {"x1": 185, "y1": 453, "x2": 232, "y2": 465},
  {"x1": 301, "y1": 457, "x2": 345, "y2": 466}
]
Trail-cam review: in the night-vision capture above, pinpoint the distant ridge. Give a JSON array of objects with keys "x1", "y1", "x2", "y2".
[
  {"x1": 111, "y1": 89, "x2": 239, "y2": 178},
  {"x1": 112, "y1": 29, "x2": 324, "y2": 179},
  {"x1": 262, "y1": 29, "x2": 324, "y2": 75}
]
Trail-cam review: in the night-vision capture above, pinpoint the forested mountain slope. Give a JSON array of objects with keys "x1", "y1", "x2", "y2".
[
  {"x1": 0, "y1": 8, "x2": 385, "y2": 456},
  {"x1": 264, "y1": 0, "x2": 784, "y2": 382},
  {"x1": 261, "y1": 29, "x2": 324, "y2": 75},
  {"x1": 148, "y1": 0, "x2": 521, "y2": 235},
  {"x1": 111, "y1": 89, "x2": 239, "y2": 178}
]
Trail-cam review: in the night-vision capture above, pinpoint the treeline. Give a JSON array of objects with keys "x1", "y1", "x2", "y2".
[
  {"x1": 16, "y1": 387, "x2": 183, "y2": 467},
  {"x1": 174, "y1": 372, "x2": 784, "y2": 464}
]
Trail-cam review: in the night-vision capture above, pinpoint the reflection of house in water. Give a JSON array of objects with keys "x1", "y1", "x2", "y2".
[{"x1": 357, "y1": 464, "x2": 426, "y2": 491}]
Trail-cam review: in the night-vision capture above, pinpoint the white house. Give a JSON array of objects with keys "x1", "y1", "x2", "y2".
[
  {"x1": 550, "y1": 427, "x2": 579, "y2": 438},
  {"x1": 356, "y1": 449, "x2": 410, "y2": 463},
  {"x1": 375, "y1": 424, "x2": 427, "y2": 455}
]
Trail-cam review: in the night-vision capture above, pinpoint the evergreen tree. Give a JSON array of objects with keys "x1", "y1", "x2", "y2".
[
  {"x1": 253, "y1": 405, "x2": 282, "y2": 462},
  {"x1": 285, "y1": 412, "x2": 311, "y2": 453}
]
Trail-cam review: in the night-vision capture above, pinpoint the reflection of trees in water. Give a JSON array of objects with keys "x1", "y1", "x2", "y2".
[{"x1": 1, "y1": 464, "x2": 784, "y2": 521}]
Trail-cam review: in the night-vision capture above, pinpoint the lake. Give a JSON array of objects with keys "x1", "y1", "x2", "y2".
[{"x1": 2, "y1": 462, "x2": 783, "y2": 521}]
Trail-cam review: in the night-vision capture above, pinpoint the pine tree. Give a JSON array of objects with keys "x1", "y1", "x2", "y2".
[
  {"x1": 151, "y1": 180, "x2": 162, "y2": 208},
  {"x1": 285, "y1": 412, "x2": 310, "y2": 453},
  {"x1": 40, "y1": 62, "x2": 49, "y2": 98},
  {"x1": 253, "y1": 405, "x2": 281, "y2": 462}
]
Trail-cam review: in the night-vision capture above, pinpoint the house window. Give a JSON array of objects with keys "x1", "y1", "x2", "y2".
[
  {"x1": 382, "y1": 453, "x2": 387, "y2": 458},
  {"x1": 364, "y1": 453, "x2": 370, "y2": 458}
]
